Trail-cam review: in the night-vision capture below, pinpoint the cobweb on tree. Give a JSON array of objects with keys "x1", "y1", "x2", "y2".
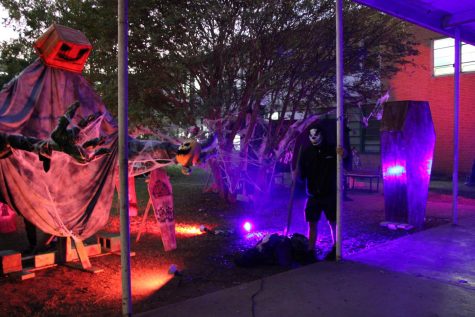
[{"x1": 201, "y1": 113, "x2": 327, "y2": 199}]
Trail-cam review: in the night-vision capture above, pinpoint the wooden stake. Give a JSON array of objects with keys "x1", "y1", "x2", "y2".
[
  {"x1": 284, "y1": 145, "x2": 302, "y2": 236},
  {"x1": 136, "y1": 198, "x2": 152, "y2": 243}
]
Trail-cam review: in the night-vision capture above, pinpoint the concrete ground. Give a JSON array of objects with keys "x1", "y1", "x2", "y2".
[
  {"x1": 139, "y1": 251, "x2": 475, "y2": 317},
  {"x1": 138, "y1": 181, "x2": 475, "y2": 317},
  {"x1": 349, "y1": 216, "x2": 475, "y2": 289}
]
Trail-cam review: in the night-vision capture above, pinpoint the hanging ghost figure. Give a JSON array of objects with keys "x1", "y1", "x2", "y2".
[
  {"x1": 0, "y1": 97, "x2": 214, "y2": 241},
  {"x1": 0, "y1": 23, "x2": 215, "y2": 244}
]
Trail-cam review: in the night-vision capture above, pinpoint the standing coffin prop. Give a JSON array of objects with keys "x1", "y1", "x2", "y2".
[
  {"x1": 380, "y1": 101, "x2": 435, "y2": 228},
  {"x1": 147, "y1": 168, "x2": 176, "y2": 251}
]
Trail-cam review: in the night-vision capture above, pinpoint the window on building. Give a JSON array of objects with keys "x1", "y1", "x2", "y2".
[
  {"x1": 433, "y1": 38, "x2": 475, "y2": 76},
  {"x1": 347, "y1": 106, "x2": 381, "y2": 154}
]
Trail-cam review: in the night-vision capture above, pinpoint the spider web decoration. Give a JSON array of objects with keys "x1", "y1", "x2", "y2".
[
  {"x1": 360, "y1": 90, "x2": 389, "y2": 128},
  {"x1": 201, "y1": 112, "x2": 329, "y2": 201}
]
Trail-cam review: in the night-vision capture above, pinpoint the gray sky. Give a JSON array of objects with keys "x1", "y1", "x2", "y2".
[{"x1": 0, "y1": 5, "x2": 19, "y2": 42}]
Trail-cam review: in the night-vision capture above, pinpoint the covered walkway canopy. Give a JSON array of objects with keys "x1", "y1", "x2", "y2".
[
  {"x1": 334, "y1": 0, "x2": 475, "y2": 260},
  {"x1": 353, "y1": 0, "x2": 475, "y2": 46}
]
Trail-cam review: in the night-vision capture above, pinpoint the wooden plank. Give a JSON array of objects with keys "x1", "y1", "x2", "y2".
[
  {"x1": 65, "y1": 243, "x2": 102, "y2": 262},
  {"x1": 57, "y1": 237, "x2": 72, "y2": 263},
  {"x1": 111, "y1": 251, "x2": 136, "y2": 257},
  {"x1": 136, "y1": 198, "x2": 152, "y2": 243},
  {"x1": 26, "y1": 264, "x2": 57, "y2": 272},
  {"x1": 73, "y1": 240, "x2": 92, "y2": 269},
  {"x1": 10, "y1": 270, "x2": 35, "y2": 280},
  {"x1": 64, "y1": 262, "x2": 103, "y2": 274}
]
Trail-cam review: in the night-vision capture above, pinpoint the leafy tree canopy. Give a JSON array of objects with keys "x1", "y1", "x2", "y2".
[{"x1": 0, "y1": 0, "x2": 418, "y2": 133}]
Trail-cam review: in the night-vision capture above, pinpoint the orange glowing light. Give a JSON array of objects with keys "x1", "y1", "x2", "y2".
[
  {"x1": 132, "y1": 267, "x2": 175, "y2": 296},
  {"x1": 175, "y1": 223, "x2": 205, "y2": 236}
]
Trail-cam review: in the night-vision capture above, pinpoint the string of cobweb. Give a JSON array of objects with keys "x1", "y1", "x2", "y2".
[
  {"x1": 127, "y1": 126, "x2": 183, "y2": 177},
  {"x1": 39, "y1": 173, "x2": 82, "y2": 241},
  {"x1": 359, "y1": 90, "x2": 389, "y2": 128},
  {"x1": 213, "y1": 138, "x2": 266, "y2": 195}
]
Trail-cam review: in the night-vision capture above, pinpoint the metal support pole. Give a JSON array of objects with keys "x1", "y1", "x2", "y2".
[
  {"x1": 335, "y1": 0, "x2": 344, "y2": 261},
  {"x1": 453, "y1": 29, "x2": 461, "y2": 225},
  {"x1": 118, "y1": 0, "x2": 132, "y2": 315}
]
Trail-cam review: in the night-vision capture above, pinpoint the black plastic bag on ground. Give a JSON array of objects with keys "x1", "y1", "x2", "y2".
[
  {"x1": 234, "y1": 248, "x2": 265, "y2": 267},
  {"x1": 290, "y1": 233, "x2": 310, "y2": 264},
  {"x1": 235, "y1": 234, "x2": 293, "y2": 268},
  {"x1": 273, "y1": 236, "x2": 292, "y2": 267}
]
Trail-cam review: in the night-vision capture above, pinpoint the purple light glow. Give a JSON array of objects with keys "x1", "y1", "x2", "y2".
[
  {"x1": 245, "y1": 231, "x2": 266, "y2": 240},
  {"x1": 243, "y1": 221, "x2": 252, "y2": 232},
  {"x1": 380, "y1": 101, "x2": 436, "y2": 228},
  {"x1": 383, "y1": 165, "x2": 406, "y2": 178},
  {"x1": 426, "y1": 159, "x2": 433, "y2": 176}
]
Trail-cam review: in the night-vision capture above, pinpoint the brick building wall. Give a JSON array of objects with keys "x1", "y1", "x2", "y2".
[{"x1": 389, "y1": 26, "x2": 475, "y2": 176}]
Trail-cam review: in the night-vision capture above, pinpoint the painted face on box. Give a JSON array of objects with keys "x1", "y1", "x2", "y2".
[{"x1": 309, "y1": 128, "x2": 322, "y2": 146}]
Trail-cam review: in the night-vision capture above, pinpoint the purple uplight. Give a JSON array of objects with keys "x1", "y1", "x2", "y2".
[
  {"x1": 426, "y1": 159, "x2": 433, "y2": 176},
  {"x1": 243, "y1": 221, "x2": 252, "y2": 232},
  {"x1": 245, "y1": 231, "x2": 266, "y2": 240},
  {"x1": 380, "y1": 101, "x2": 435, "y2": 228},
  {"x1": 383, "y1": 165, "x2": 406, "y2": 177}
]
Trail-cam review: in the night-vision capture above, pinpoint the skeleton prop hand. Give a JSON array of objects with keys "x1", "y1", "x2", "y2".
[{"x1": 0, "y1": 101, "x2": 111, "y2": 172}]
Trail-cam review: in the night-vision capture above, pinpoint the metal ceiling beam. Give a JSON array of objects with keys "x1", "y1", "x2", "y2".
[
  {"x1": 353, "y1": 0, "x2": 475, "y2": 46},
  {"x1": 443, "y1": 10, "x2": 475, "y2": 28}
]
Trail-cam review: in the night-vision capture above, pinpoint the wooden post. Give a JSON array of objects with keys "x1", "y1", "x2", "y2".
[{"x1": 284, "y1": 146, "x2": 302, "y2": 236}]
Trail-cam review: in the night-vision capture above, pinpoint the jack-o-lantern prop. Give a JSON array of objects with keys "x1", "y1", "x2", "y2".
[
  {"x1": 176, "y1": 139, "x2": 201, "y2": 174},
  {"x1": 34, "y1": 24, "x2": 92, "y2": 73}
]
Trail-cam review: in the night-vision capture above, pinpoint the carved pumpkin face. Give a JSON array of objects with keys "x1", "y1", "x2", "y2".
[
  {"x1": 34, "y1": 24, "x2": 92, "y2": 73},
  {"x1": 176, "y1": 139, "x2": 201, "y2": 168},
  {"x1": 55, "y1": 43, "x2": 90, "y2": 63}
]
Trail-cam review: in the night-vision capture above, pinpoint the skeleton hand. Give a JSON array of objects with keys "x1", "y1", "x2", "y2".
[
  {"x1": 49, "y1": 101, "x2": 110, "y2": 166},
  {"x1": 0, "y1": 101, "x2": 110, "y2": 172}
]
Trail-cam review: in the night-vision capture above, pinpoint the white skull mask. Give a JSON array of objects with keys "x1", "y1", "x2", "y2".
[{"x1": 309, "y1": 128, "x2": 322, "y2": 146}]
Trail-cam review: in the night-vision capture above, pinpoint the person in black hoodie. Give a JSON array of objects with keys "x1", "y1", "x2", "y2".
[{"x1": 299, "y1": 126, "x2": 337, "y2": 260}]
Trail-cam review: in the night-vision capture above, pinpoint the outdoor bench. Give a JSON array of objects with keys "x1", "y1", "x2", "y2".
[{"x1": 345, "y1": 169, "x2": 381, "y2": 192}]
